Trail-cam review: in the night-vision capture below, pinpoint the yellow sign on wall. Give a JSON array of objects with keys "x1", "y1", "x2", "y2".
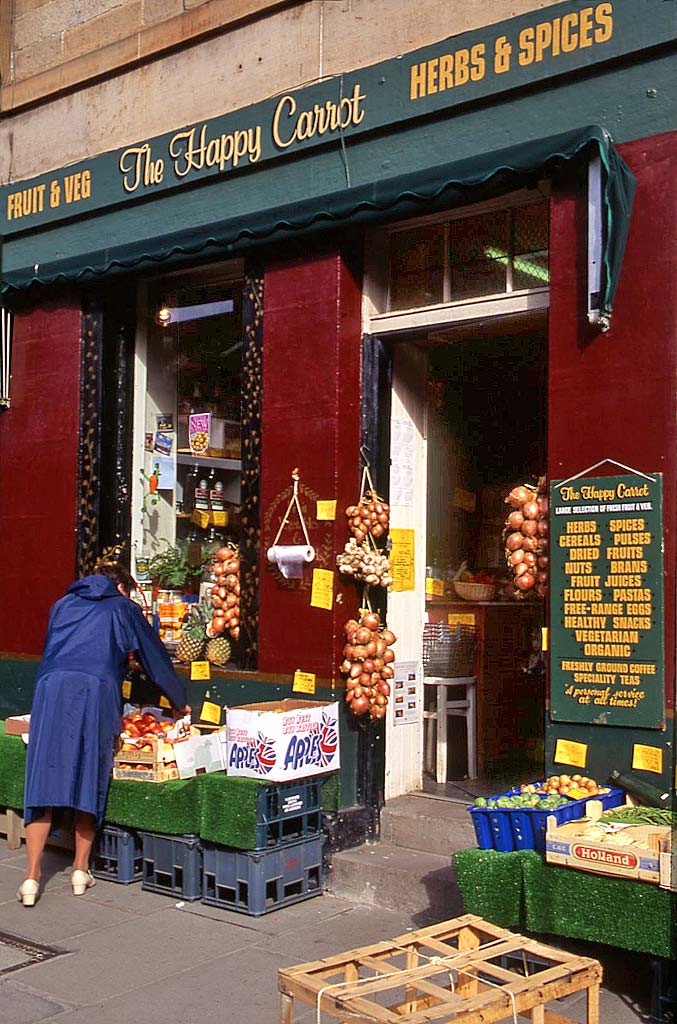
[
  {"x1": 553, "y1": 738, "x2": 588, "y2": 768},
  {"x1": 632, "y1": 744, "x2": 663, "y2": 774},
  {"x1": 310, "y1": 568, "x2": 334, "y2": 610},
  {"x1": 293, "y1": 670, "x2": 316, "y2": 694},
  {"x1": 190, "y1": 660, "x2": 211, "y2": 681},
  {"x1": 316, "y1": 500, "x2": 337, "y2": 521},
  {"x1": 390, "y1": 528, "x2": 416, "y2": 592}
]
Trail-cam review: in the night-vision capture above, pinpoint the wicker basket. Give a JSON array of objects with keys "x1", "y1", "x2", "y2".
[
  {"x1": 453, "y1": 581, "x2": 496, "y2": 602},
  {"x1": 422, "y1": 623, "x2": 476, "y2": 677}
]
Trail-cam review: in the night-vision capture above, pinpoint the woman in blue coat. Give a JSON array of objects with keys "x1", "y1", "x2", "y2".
[{"x1": 19, "y1": 562, "x2": 189, "y2": 906}]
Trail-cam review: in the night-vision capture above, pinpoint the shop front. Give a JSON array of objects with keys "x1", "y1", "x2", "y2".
[{"x1": 1, "y1": 0, "x2": 676, "y2": 855}]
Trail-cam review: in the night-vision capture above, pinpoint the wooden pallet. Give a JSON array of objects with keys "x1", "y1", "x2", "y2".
[{"x1": 279, "y1": 913, "x2": 602, "y2": 1024}]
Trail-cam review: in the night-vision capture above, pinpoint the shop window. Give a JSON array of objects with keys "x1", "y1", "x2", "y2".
[
  {"x1": 133, "y1": 266, "x2": 248, "y2": 667},
  {"x1": 388, "y1": 223, "x2": 445, "y2": 310},
  {"x1": 386, "y1": 201, "x2": 548, "y2": 312}
]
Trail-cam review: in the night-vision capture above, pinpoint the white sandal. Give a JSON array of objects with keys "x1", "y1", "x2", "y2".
[
  {"x1": 71, "y1": 869, "x2": 96, "y2": 896},
  {"x1": 17, "y1": 878, "x2": 40, "y2": 907}
]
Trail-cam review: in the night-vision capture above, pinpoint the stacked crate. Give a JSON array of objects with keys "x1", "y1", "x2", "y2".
[{"x1": 201, "y1": 777, "x2": 325, "y2": 916}]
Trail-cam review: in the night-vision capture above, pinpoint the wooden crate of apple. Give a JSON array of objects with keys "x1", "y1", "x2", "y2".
[
  {"x1": 340, "y1": 611, "x2": 396, "y2": 721},
  {"x1": 114, "y1": 709, "x2": 190, "y2": 783}
]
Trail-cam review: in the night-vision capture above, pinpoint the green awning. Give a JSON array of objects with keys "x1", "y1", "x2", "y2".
[{"x1": 2, "y1": 124, "x2": 634, "y2": 325}]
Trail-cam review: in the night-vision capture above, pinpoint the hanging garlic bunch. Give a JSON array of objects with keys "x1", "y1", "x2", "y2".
[{"x1": 337, "y1": 537, "x2": 394, "y2": 590}]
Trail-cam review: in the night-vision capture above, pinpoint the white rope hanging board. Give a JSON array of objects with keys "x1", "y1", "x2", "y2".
[{"x1": 266, "y1": 468, "x2": 315, "y2": 578}]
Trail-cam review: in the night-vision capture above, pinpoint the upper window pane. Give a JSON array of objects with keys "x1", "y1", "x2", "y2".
[
  {"x1": 448, "y1": 210, "x2": 509, "y2": 301},
  {"x1": 389, "y1": 224, "x2": 445, "y2": 310}
]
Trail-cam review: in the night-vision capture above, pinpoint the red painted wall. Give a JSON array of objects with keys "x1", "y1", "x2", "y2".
[
  {"x1": 258, "y1": 251, "x2": 363, "y2": 679},
  {"x1": 0, "y1": 301, "x2": 82, "y2": 654},
  {"x1": 548, "y1": 131, "x2": 677, "y2": 708}
]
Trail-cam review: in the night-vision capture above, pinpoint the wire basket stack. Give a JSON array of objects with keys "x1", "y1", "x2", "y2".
[{"x1": 422, "y1": 622, "x2": 476, "y2": 677}]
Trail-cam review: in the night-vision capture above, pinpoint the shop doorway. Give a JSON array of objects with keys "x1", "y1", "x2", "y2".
[{"x1": 385, "y1": 310, "x2": 547, "y2": 801}]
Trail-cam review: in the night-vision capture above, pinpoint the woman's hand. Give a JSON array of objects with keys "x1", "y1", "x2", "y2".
[{"x1": 172, "y1": 704, "x2": 191, "y2": 720}]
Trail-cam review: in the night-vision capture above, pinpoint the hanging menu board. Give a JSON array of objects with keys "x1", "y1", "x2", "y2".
[{"x1": 550, "y1": 473, "x2": 664, "y2": 729}]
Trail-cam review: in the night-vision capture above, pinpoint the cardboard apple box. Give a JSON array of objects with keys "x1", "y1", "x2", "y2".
[{"x1": 226, "y1": 699, "x2": 340, "y2": 781}]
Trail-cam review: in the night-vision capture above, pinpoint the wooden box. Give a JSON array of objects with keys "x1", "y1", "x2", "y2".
[
  {"x1": 279, "y1": 914, "x2": 602, "y2": 1024},
  {"x1": 113, "y1": 734, "x2": 180, "y2": 783},
  {"x1": 545, "y1": 801, "x2": 671, "y2": 884}
]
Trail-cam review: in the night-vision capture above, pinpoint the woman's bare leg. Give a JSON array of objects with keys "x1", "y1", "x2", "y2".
[
  {"x1": 73, "y1": 812, "x2": 97, "y2": 873},
  {"x1": 24, "y1": 809, "x2": 52, "y2": 881}
]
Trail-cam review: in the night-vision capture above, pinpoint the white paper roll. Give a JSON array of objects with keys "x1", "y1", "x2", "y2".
[{"x1": 266, "y1": 545, "x2": 315, "y2": 579}]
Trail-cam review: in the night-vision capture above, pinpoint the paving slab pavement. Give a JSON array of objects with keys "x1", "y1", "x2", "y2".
[{"x1": 0, "y1": 846, "x2": 658, "y2": 1023}]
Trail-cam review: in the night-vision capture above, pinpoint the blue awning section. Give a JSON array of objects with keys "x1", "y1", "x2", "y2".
[{"x1": 2, "y1": 125, "x2": 635, "y2": 325}]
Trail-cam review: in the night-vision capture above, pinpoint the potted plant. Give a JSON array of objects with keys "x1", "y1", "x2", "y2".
[{"x1": 148, "y1": 543, "x2": 203, "y2": 596}]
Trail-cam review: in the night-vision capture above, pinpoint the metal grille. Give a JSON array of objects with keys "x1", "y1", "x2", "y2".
[{"x1": 422, "y1": 622, "x2": 476, "y2": 678}]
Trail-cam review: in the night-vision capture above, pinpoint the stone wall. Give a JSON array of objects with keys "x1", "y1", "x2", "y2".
[{"x1": 1, "y1": 0, "x2": 559, "y2": 184}]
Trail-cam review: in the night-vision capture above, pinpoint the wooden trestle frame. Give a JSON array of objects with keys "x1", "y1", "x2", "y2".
[{"x1": 279, "y1": 914, "x2": 602, "y2": 1024}]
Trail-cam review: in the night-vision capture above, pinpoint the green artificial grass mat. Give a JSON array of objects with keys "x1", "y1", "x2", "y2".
[
  {"x1": 105, "y1": 778, "x2": 202, "y2": 836},
  {"x1": 453, "y1": 849, "x2": 524, "y2": 927},
  {"x1": 454, "y1": 848, "x2": 676, "y2": 959},
  {"x1": 0, "y1": 721, "x2": 28, "y2": 809},
  {"x1": 521, "y1": 849, "x2": 676, "y2": 959},
  {"x1": 197, "y1": 773, "x2": 261, "y2": 847}
]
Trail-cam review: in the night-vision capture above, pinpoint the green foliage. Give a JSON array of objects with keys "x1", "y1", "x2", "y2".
[{"x1": 148, "y1": 543, "x2": 203, "y2": 589}]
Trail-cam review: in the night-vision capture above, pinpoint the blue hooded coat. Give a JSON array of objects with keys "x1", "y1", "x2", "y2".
[{"x1": 24, "y1": 575, "x2": 187, "y2": 825}]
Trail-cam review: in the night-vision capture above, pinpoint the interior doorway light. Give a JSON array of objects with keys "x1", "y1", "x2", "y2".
[{"x1": 157, "y1": 300, "x2": 234, "y2": 326}]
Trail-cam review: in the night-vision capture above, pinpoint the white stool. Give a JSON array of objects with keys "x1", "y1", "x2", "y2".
[{"x1": 423, "y1": 676, "x2": 477, "y2": 783}]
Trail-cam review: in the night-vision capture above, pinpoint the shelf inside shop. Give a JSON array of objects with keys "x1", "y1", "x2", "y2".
[{"x1": 177, "y1": 452, "x2": 241, "y2": 472}]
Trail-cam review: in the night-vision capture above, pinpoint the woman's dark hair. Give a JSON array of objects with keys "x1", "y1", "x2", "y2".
[{"x1": 93, "y1": 561, "x2": 136, "y2": 596}]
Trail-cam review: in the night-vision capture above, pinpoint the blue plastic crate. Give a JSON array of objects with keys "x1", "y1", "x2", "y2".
[
  {"x1": 252, "y1": 778, "x2": 323, "y2": 850},
  {"x1": 140, "y1": 832, "x2": 202, "y2": 901},
  {"x1": 468, "y1": 783, "x2": 626, "y2": 853},
  {"x1": 91, "y1": 825, "x2": 143, "y2": 884},
  {"x1": 202, "y1": 835, "x2": 324, "y2": 916},
  {"x1": 511, "y1": 786, "x2": 625, "y2": 853}
]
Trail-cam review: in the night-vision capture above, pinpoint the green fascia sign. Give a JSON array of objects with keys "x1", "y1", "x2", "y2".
[
  {"x1": 1, "y1": 0, "x2": 674, "y2": 236},
  {"x1": 549, "y1": 472, "x2": 665, "y2": 730}
]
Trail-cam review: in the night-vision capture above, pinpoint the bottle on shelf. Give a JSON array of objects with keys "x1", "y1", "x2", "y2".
[
  {"x1": 182, "y1": 465, "x2": 198, "y2": 514},
  {"x1": 194, "y1": 477, "x2": 211, "y2": 513},
  {"x1": 210, "y1": 477, "x2": 225, "y2": 513}
]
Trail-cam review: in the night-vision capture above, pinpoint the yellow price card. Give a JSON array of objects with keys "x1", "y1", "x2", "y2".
[
  {"x1": 121, "y1": 679, "x2": 132, "y2": 700},
  {"x1": 448, "y1": 612, "x2": 476, "y2": 628},
  {"x1": 390, "y1": 528, "x2": 416, "y2": 592},
  {"x1": 159, "y1": 695, "x2": 171, "y2": 709},
  {"x1": 190, "y1": 660, "x2": 211, "y2": 681},
  {"x1": 632, "y1": 744, "x2": 663, "y2": 774},
  {"x1": 541, "y1": 627, "x2": 549, "y2": 652},
  {"x1": 310, "y1": 568, "x2": 334, "y2": 610},
  {"x1": 191, "y1": 509, "x2": 210, "y2": 530},
  {"x1": 425, "y1": 578, "x2": 444, "y2": 597},
  {"x1": 293, "y1": 670, "x2": 316, "y2": 695},
  {"x1": 316, "y1": 500, "x2": 337, "y2": 521},
  {"x1": 553, "y1": 738, "x2": 588, "y2": 768},
  {"x1": 200, "y1": 700, "x2": 222, "y2": 725},
  {"x1": 211, "y1": 510, "x2": 227, "y2": 527}
]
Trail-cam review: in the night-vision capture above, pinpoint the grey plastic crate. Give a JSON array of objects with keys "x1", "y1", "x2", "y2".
[
  {"x1": 202, "y1": 835, "x2": 324, "y2": 916},
  {"x1": 92, "y1": 824, "x2": 143, "y2": 884},
  {"x1": 140, "y1": 832, "x2": 202, "y2": 901}
]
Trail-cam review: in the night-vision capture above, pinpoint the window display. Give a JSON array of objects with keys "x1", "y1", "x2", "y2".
[{"x1": 132, "y1": 265, "x2": 245, "y2": 664}]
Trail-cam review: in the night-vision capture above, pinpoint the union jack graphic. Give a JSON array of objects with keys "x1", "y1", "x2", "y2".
[
  {"x1": 318, "y1": 711, "x2": 338, "y2": 767},
  {"x1": 254, "y1": 732, "x2": 277, "y2": 774}
]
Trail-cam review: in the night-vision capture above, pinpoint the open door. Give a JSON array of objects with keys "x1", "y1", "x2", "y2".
[{"x1": 384, "y1": 342, "x2": 428, "y2": 799}]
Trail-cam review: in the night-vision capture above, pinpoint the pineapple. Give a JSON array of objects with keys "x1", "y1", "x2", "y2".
[
  {"x1": 176, "y1": 603, "x2": 208, "y2": 663},
  {"x1": 206, "y1": 634, "x2": 231, "y2": 666}
]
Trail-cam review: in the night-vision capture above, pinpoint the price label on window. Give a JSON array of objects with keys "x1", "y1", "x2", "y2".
[
  {"x1": 190, "y1": 660, "x2": 211, "y2": 681},
  {"x1": 293, "y1": 671, "x2": 316, "y2": 694}
]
